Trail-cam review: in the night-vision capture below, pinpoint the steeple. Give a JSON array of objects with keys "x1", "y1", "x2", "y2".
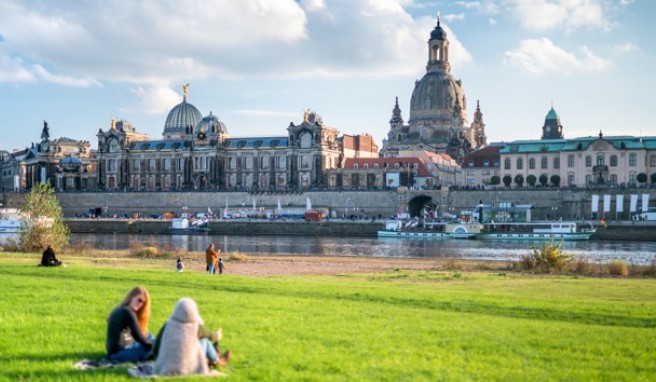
[
  {"x1": 427, "y1": 11, "x2": 450, "y2": 72},
  {"x1": 389, "y1": 97, "x2": 404, "y2": 125},
  {"x1": 541, "y1": 104, "x2": 564, "y2": 140}
]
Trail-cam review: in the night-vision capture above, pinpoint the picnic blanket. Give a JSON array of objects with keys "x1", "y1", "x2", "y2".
[
  {"x1": 127, "y1": 363, "x2": 227, "y2": 379},
  {"x1": 74, "y1": 358, "x2": 119, "y2": 370}
]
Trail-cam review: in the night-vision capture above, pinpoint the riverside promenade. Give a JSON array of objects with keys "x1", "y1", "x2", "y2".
[{"x1": 63, "y1": 218, "x2": 656, "y2": 241}]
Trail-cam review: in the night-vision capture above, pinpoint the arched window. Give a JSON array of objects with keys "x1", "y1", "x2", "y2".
[
  {"x1": 596, "y1": 153, "x2": 605, "y2": 166},
  {"x1": 504, "y1": 158, "x2": 511, "y2": 170},
  {"x1": 541, "y1": 156, "x2": 548, "y2": 169},
  {"x1": 108, "y1": 138, "x2": 119, "y2": 152},
  {"x1": 516, "y1": 158, "x2": 523, "y2": 170},
  {"x1": 529, "y1": 158, "x2": 535, "y2": 169},
  {"x1": 300, "y1": 133, "x2": 312, "y2": 149},
  {"x1": 568, "y1": 173, "x2": 575, "y2": 186}
]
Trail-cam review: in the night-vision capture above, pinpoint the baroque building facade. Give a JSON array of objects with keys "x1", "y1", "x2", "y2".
[
  {"x1": 0, "y1": 121, "x2": 95, "y2": 192},
  {"x1": 381, "y1": 15, "x2": 487, "y2": 163},
  {"x1": 461, "y1": 106, "x2": 656, "y2": 188},
  {"x1": 94, "y1": 88, "x2": 343, "y2": 192}
]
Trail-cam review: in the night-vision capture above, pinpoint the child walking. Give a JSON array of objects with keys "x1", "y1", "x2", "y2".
[{"x1": 176, "y1": 256, "x2": 184, "y2": 272}]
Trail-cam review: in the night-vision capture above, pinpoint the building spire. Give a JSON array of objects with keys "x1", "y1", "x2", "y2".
[
  {"x1": 437, "y1": 10, "x2": 440, "y2": 26},
  {"x1": 183, "y1": 83, "x2": 189, "y2": 101}
]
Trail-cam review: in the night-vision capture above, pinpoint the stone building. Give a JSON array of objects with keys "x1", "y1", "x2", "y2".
[
  {"x1": 461, "y1": 144, "x2": 504, "y2": 187},
  {"x1": 494, "y1": 107, "x2": 656, "y2": 188},
  {"x1": 381, "y1": 15, "x2": 487, "y2": 163},
  {"x1": 0, "y1": 121, "x2": 95, "y2": 192},
  {"x1": 94, "y1": 87, "x2": 345, "y2": 191}
]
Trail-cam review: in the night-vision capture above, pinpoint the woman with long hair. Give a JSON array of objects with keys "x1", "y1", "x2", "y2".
[{"x1": 106, "y1": 286, "x2": 154, "y2": 362}]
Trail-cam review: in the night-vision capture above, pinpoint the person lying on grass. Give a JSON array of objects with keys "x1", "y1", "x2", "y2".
[
  {"x1": 105, "y1": 286, "x2": 154, "y2": 363},
  {"x1": 152, "y1": 297, "x2": 231, "y2": 376}
]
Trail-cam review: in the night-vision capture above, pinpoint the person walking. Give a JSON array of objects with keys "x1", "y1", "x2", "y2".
[
  {"x1": 176, "y1": 256, "x2": 184, "y2": 272},
  {"x1": 205, "y1": 244, "x2": 218, "y2": 274},
  {"x1": 218, "y1": 257, "x2": 225, "y2": 275}
]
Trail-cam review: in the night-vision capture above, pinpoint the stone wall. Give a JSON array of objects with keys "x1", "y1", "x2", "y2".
[{"x1": 3, "y1": 187, "x2": 655, "y2": 222}]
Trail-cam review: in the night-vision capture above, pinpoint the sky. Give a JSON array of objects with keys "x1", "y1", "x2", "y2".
[{"x1": 1, "y1": 0, "x2": 654, "y2": 152}]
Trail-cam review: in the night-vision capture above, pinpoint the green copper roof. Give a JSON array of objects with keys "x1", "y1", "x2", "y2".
[
  {"x1": 499, "y1": 136, "x2": 656, "y2": 154},
  {"x1": 545, "y1": 107, "x2": 559, "y2": 120}
]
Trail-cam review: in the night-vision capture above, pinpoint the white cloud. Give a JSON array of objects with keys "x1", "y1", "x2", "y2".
[
  {"x1": 0, "y1": 55, "x2": 35, "y2": 82},
  {"x1": 455, "y1": 1, "x2": 500, "y2": 14},
  {"x1": 32, "y1": 64, "x2": 100, "y2": 87},
  {"x1": 489, "y1": 17, "x2": 498, "y2": 26},
  {"x1": 505, "y1": 0, "x2": 607, "y2": 32},
  {"x1": 503, "y1": 38, "x2": 610, "y2": 74},
  {"x1": 300, "y1": 0, "x2": 326, "y2": 12},
  {"x1": 613, "y1": 42, "x2": 639, "y2": 53},
  {"x1": 128, "y1": 86, "x2": 183, "y2": 114},
  {"x1": 619, "y1": 0, "x2": 634, "y2": 5},
  {"x1": 444, "y1": 13, "x2": 466, "y2": 22}
]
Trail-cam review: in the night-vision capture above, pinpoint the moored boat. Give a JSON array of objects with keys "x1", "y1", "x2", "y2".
[
  {"x1": 473, "y1": 203, "x2": 596, "y2": 241},
  {"x1": 377, "y1": 219, "x2": 482, "y2": 240},
  {"x1": 169, "y1": 217, "x2": 209, "y2": 235},
  {"x1": 0, "y1": 208, "x2": 23, "y2": 233}
]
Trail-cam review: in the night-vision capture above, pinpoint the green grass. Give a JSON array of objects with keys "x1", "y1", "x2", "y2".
[{"x1": 1, "y1": 254, "x2": 655, "y2": 381}]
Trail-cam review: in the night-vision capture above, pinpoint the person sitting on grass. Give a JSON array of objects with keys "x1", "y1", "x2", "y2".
[
  {"x1": 40, "y1": 244, "x2": 63, "y2": 266},
  {"x1": 105, "y1": 286, "x2": 154, "y2": 363},
  {"x1": 152, "y1": 297, "x2": 230, "y2": 376}
]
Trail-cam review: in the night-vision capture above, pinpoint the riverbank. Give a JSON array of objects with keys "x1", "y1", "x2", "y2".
[
  {"x1": 34, "y1": 247, "x2": 655, "y2": 277},
  {"x1": 63, "y1": 218, "x2": 656, "y2": 241}
]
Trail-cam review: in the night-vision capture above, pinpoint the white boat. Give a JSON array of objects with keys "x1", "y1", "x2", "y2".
[
  {"x1": 473, "y1": 203, "x2": 596, "y2": 241},
  {"x1": 170, "y1": 217, "x2": 209, "y2": 234},
  {"x1": 0, "y1": 209, "x2": 23, "y2": 233},
  {"x1": 476, "y1": 221, "x2": 596, "y2": 241},
  {"x1": 378, "y1": 219, "x2": 482, "y2": 240}
]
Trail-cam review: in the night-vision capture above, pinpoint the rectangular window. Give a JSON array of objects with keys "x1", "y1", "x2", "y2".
[
  {"x1": 541, "y1": 156, "x2": 548, "y2": 169},
  {"x1": 177, "y1": 158, "x2": 184, "y2": 171},
  {"x1": 133, "y1": 159, "x2": 140, "y2": 171},
  {"x1": 108, "y1": 159, "x2": 117, "y2": 172},
  {"x1": 629, "y1": 153, "x2": 637, "y2": 166},
  {"x1": 149, "y1": 159, "x2": 156, "y2": 171},
  {"x1": 567, "y1": 154, "x2": 575, "y2": 168},
  {"x1": 245, "y1": 157, "x2": 253, "y2": 169},
  {"x1": 553, "y1": 157, "x2": 560, "y2": 169},
  {"x1": 585, "y1": 156, "x2": 592, "y2": 167},
  {"x1": 163, "y1": 158, "x2": 170, "y2": 171}
]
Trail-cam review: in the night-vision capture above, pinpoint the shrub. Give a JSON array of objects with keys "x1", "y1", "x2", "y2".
[
  {"x1": 608, "y1": 260, "x2": 629, "y2": 276},
  {"x1": 226, "y1": 251, "x2": 250, "y2": 262},
  {"x1": 514, "y1": 174, "x2": 524, "y2": 188},
  {"x1": 550, "y1": 175, "x2": 561, "y2": 187},
  {"x1": 539, "y1": 174, "x2": 549, "y2": 187},
  {"x1": 490, "y1": 176, "x2": 500, "y2": 186},
  {"x1": 520, "y1": 239, "x2": 572, "y2": 273},
  {"x1": 572, "y1": 256, "x2": 591, "y2": 275},
  {"x1": 503, "y1": 175, "x2": 512, "y2": 188},
  {"x1": 526, "y1": 175, "x2": 537, "y2": 187},
  {"x1": 19, "y1": 182, "x2": 69, "y2": 252},
  {"x1": 132, "y1": 246, "x2": 160, "y2": 258}
]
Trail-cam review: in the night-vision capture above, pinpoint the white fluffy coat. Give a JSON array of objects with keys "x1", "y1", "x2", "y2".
[{"x1": 153, "y1": 298, "x2": 210, "y2": 376}]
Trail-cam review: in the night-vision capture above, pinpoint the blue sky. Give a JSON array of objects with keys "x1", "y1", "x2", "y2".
[{"x1": 1, "y1": 0, "x2": 653, "y2": 152}]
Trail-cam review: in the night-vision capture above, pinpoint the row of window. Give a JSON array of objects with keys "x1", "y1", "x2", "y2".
[
  {"x1": 352, "y1": 163, "x2": 419, "y2": 170},
  {"x1": 502, "y1": 153, "x2": 656, "y2": 170}
]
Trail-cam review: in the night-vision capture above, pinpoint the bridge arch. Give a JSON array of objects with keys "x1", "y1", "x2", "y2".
[{"x1": 407, "y1": 195, "x2": 436, "y2": 217}]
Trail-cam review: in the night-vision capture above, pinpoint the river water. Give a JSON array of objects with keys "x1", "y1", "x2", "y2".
[{"x1": 3, "y1": 233, "x2": 652, "y2": 265}]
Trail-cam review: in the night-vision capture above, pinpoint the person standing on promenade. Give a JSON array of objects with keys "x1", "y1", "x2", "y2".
[{"x1": 205, "y1": 244, "x2": 218, "y2": 274}]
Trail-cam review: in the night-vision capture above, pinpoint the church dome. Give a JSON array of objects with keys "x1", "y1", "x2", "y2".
[
  {"x1": 163, "y1": 98, "x2": 203, "y2": 139},
  {"x1": 430, "y1": 20, "x2": 447, "y2": 40},
  {"x1": 409, "y1": 70, "x2": 466, "y2": 126},
  {"x1": 195, "y1": 112, "x2": 228, "y2": 137}
]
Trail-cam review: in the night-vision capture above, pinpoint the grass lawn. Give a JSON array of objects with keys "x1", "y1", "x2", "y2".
[{"x1": 1, "y1": 253, "x2": 655, "y2": 381}]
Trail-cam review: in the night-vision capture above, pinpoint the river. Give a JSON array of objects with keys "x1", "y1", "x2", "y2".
[{"x1": 3, "y1": 233, "x2": 653, "y2": 265}]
